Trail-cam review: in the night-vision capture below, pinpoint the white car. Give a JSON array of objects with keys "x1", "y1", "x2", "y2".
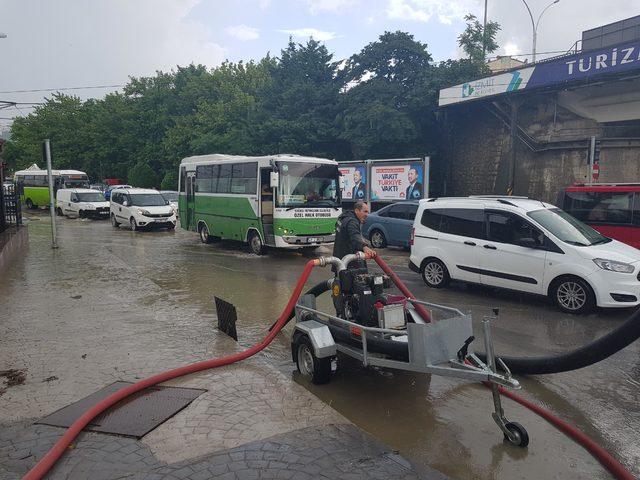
[
  {"x1": 410, "y1": 196, "x2": 640, "y2": 314},
  {"x1": 160, "y1": 190, "x2": 178, "y2": 215},
  {"x1": 56, "y1": 188, "x2": 110, "y2": 219},
  {"x1": 110, "y1": 188, "x2": 176, "y2": 231}
]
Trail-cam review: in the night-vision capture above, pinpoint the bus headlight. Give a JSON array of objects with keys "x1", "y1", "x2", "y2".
[{"x1": 593, "y1": 258, "x2": 635, "y2": 273}]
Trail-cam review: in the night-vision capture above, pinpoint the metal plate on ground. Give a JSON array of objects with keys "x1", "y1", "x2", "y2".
[
  {"x1": 215, "y1": 296, "x2": 238, "y2": 341},
  {"x1": 36, "y1": 381, "x2": 206, "y2": 438}
]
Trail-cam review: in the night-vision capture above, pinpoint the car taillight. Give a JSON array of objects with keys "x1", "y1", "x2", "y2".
[{"x1": 410, "y1": 227, "x2": 415, "y2": 246}]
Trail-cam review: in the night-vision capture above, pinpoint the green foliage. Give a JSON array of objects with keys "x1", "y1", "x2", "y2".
[
  {"x1": 160, "y1": 170, "x2": 178, "y2": 190},
  {"x1": 458, "y1": 14, "x2": 501, "y2": 62},
  {"x1": 3, "y1": 22, "x2": 494, "y2": 184},
  {"x1": 128, "y1": 162, "x2": 158, "y2": 188}
]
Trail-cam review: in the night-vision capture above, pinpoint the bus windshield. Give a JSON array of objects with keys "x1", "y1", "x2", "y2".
[
  {"x1": 129, "y1": 194, "x2": 167, "y2": 207},
  {"x1": 528, "y1": 208, "x2": 611, "y2": 246},
  {"x1": 276, "y1": 162, "x2": 339, "y2": 208},
  {"x1": 76, "y1": 192, "x2": 105, "y2": 202},
  {"x1": 62, "y1": 175, "x2": 89, "y2": 188}
]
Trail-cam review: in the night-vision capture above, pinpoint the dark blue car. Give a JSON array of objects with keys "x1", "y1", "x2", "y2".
[
  {"x1": 362, "y1": 201, "x2": 419, "y2": 249},
  {"x1": 104, "y1": 184, "x2": 131, "y2": 200}
]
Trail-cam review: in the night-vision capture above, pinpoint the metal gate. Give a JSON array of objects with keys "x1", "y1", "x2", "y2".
[{"x1": 0, "y1": 183, "x2": 22, "y2": 233}]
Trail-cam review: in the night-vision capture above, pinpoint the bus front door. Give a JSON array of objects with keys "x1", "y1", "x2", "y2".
[{"x1": 186, "y1": 172, "x2": 196, "y2": 230}]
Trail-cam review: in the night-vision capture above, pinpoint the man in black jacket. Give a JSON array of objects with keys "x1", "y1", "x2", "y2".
[{"x1": 333, "y1": 201, "x2": 376, "y2": 269}]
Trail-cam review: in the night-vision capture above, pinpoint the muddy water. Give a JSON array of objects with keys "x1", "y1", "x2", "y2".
[{"x1": 4, "y1": 213, "x2": 640, "y2": 479}]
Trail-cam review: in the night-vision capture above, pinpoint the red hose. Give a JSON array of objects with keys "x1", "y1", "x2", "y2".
[
  {"x1": 373, "y1": 255, "x2": 432, "y2": 323},
  {"x1": 22, "y1": 260, "x2": 320, "y2": 480},
  {"x1": 496, "y1": 385, "x2": 635, "y2": 480}
]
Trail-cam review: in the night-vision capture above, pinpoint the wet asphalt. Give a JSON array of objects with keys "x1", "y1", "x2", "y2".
[{"x1": 2, "y1": 211, "x2": 639, "y2": 480}]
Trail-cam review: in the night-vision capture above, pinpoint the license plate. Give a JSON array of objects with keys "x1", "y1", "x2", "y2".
[
  {"x1": 155, "y1": 218, "x2": 167, "y2": 222},
  {"x1": 308, "y1": 237, "x2": 318, "y2": 243}
]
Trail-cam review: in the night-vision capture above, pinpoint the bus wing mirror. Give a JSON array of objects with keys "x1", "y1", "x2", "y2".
[
  {"x1": 270, "y1": 172, "x2": 279, "y2": 188},
  {"x1": 339, "y1": 176, "x2": 345, "y2": 190}
]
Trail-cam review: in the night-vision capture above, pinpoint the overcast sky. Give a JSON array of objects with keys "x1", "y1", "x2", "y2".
[{"x1": 1, "y1": 0, "x2": 637, "y2": 128}]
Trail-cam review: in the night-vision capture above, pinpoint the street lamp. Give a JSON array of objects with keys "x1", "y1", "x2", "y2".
[{"x1": 521, "y1": 0, "x2": 559, "y2": 63}]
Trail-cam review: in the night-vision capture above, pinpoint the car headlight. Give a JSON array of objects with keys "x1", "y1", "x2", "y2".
[
  {"x1": 137, "y1": 209, "x2": 151, "y2": 216},
  {"x1": 593, "y1": 258, "x2": 635, "y2": 273}
]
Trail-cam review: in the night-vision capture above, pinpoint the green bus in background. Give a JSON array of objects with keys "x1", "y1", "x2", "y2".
[
  {"x1": 14, "y1": 165, "x2": 90, "y2": 208},
  {"x1": 178, "y1": 154, "x2": 342, "y2": 255}
]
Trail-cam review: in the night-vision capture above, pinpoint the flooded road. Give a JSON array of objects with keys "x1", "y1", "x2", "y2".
[{"x1": 2, "y1": 212, "x2": 639, "y2": 479}]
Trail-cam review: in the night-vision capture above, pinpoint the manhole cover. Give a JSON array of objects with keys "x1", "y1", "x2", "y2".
[{"x1": 37, "y1": 381, "x2": 206, "y2": 438}]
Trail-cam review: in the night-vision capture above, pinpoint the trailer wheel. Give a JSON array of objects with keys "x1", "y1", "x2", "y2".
[
  {"x1": 503, "y1": 422, "x2": 529, "y2": 447},
  {"x1": 293, "y1": 335, "x2": 331, "y2": 385}
]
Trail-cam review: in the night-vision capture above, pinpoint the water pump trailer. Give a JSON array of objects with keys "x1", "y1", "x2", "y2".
[{"x1": 291, "y1": 252, "x2": 530, "y2": 447}]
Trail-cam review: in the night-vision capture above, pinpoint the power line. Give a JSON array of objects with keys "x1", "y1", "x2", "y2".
[{"x1": 0, "y1": 84, "x2": 125, "y2": 94}]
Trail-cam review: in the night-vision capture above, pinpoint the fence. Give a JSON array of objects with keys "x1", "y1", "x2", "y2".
[{"x1": 0, "y1": 183, "x2": 22, "y2": 233}]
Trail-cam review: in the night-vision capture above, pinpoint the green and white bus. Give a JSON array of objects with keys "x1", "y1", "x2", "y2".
[
  {"x1": 14, "y1": 165, "x2": 90, "y2": 209},
  {"x1": 178, "y1": 154, "x2": 342, "y2": 254}
]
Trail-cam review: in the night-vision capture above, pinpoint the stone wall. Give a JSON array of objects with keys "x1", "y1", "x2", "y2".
[{"x1": 440, "y1": 92, "x2": 640, "y2": 203}]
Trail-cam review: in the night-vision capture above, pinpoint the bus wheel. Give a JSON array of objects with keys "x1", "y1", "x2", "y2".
[
  {"x1": 199, "y1": 223, "x2": 213, "y2": 244},
  {"x1": 248, "y1": 231, "x2": 265, "y2": 255},
  {"x1": 25, "y1": 199, "x2": 34, "y2": 209}
]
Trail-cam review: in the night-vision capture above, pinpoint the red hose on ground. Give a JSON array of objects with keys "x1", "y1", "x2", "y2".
[
  {"x1": 496, "y1": 386, "x2": 635, "y2": 480},
  {"x1": 22, "y1": 260, "x2": 320, "y2": 480}
]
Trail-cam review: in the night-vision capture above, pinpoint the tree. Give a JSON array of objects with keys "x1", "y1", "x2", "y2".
[
  {"x1": 458, "y1": 14, "x2": 500, "y2": 62},
  {"x1": 160, "y1": 170, "x2": 178, "y2": 190},
  {"x1": 128, "y1": 162, "x2": 158, "y2": 188}
]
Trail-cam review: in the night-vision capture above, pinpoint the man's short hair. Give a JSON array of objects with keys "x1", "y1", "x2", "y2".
[{"x1": 354, "y1": 200, "x2": 367, "y2": 211}]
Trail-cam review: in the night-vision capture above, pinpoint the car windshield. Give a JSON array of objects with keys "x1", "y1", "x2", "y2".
[
  {"x1": 275, "y1": 162, "x2": 339, "y2": 208},
  {"x1": 161, "y1": 191, "x2": 178, "y2": 202},
  {"x1": 528, "y1": 208, "x2": 611, "y2": 246},
  {"x1": 129, "y1": 194, "x2": 166, "y2": 206},
  {"x1": 76, "y1": 192, "x2": 105, "y2": 202}
]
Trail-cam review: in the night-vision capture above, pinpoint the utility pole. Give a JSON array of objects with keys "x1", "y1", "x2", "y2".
[
  {"x1": 44, "y1": 139, "x2": 58, "y2": 249},
  {"x1": 482, "y1": 0, "x2": 488, "y2": 61}
]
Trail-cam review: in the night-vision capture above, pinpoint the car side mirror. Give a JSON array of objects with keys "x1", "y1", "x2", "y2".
[
  {"x1": 518, "y1": 238, "x2": 539, "y2": 248},
  {"x1": 123, "y1": 200, "x2": 129, "y2": 207},
  {"x1": 165, "y1": 200, "x2": 170, "y2": 205}
]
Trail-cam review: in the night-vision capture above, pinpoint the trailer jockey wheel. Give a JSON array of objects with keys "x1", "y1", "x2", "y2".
[
  {"x1": 503, "y1": 422, "x2": 529, "y2": 447},
  {"x1": 292, "y1": 335, "x2": 331, "y2": 385}
]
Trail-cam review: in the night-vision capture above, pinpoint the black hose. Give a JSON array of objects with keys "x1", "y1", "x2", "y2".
[
  {"x1": 478, "y1": 308, "x2": 640, "y2": 375},
  {"x1": 297, "y1": 282, "x2": 640, "y2": 375},
  {"x1": 269, "y1": 280, "x2": 332, "y2": 332}
]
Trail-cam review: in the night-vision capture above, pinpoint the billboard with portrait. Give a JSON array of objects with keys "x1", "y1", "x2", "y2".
[
  {"x1": 370, "y1": 163, "x2": 424, "y2": 201},
  {"x1": 339, "y1": 165, "x2": 367, "y2": 201}
]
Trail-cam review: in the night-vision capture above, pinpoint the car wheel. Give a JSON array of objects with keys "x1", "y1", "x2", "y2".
[
  {"x1": 248, "y1": 231, "x2": 265, "y2": 255},
  {"x1": 552, "y1": 277, "x2": 595, "y2": 314},
  {"x1": 111, "y1": 214, "x2": 120, "y2": 227},
  {"x1": 130, "y1": 217, "x2": 138, "y2": 232},
  {"x1": 292, "y1": 335, "x2": 332, "y2": 385},
  {"x1": 56, "y1": 207, "x2": 63, "y2": 216},
  {"x1": 421, "y1": 258, "x2": 450, "y2": 288},
  {"x1": 370, "y1": 229, "x2": 387, "y2": 248},
  {"x1": 199, "y1": 223, "x2": 213, "y2": 243}
]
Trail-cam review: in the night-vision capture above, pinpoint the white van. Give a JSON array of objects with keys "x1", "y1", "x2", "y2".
[
  {"x1": 56, "y1": 188, "x2": 110, "y2": 219},
  {"x1": 110, "y1": 188, "x2": 176, "y2": 231},
  {"x1": 410, "y1": 196, "x2": 640, "y2": 314}
]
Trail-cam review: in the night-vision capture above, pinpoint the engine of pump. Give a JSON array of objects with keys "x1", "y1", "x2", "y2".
[{"x1": 332, "y1": 268, "x2": 394, "y2": 327}]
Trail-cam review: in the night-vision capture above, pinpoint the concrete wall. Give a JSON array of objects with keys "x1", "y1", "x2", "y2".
[{"x1": 442, "y1": 91, "x2": 640, "y2": 203}]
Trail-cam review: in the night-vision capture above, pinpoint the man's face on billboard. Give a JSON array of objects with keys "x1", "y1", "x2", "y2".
[{"x1": 408, "y1": 169, "x2": 418, "y2": 184}]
